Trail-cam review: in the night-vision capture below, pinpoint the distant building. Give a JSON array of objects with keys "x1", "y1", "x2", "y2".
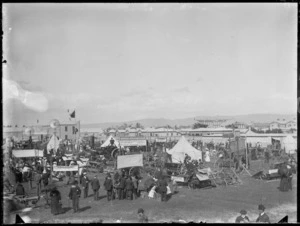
[
  {"x1": 251, "y1": 123, "x2": 270, "y2": 132},
  {"x1": 269, "y1": 119, "x2": 296, "y2": 132}
]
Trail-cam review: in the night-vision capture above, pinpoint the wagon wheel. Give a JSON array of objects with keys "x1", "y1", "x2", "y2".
[{"x1": 111, "y1": 148, "x2": 119, "y2": 159}]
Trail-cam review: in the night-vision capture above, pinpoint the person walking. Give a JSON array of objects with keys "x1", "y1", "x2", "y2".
[
  {"x1": 235, "y1": 209, "x2": 250, "y2": 223},
  {"x1": 256, "y1": 204, "x2": 270, "y2": 223},
  {"x1": 68, "y1": 181, "x2": 81, "y2": 213},
  {"x1": 81, "y1": 172, "x2": 90, "y2": 198},
  {"x1": 125, "y1": 176, "x2": 134, "y2": 200},
  {"x1": 158, "y1": 176, "x2": 168, "y2": 202},
  {"x1": 91, "y1": 175, "x2": 100, "y2": 201},
  {"x1": 50, "y1": 187, "x2": 62, "y2": 215},
  {"x1": 104, "y1": 174, "x2": 113, "y2": 201}
]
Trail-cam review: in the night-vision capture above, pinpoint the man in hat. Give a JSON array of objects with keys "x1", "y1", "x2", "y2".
[
  {"x1": 81, "y1": 172, "x2": 90, "y2": 198},
  {"x1": 158, "y1": 176, "x2": 168, "y2": 202},
  {"x1": 256, "y1": 204, "x2": 270, "y2": 223},
  {"x1": 91, "y1": 175, "x2": 100, "y2": 201},
  {"x1": 69, "y1": 181, "x2": 81, "y2": 213},
  {"x1": 278, "y1": 161, "x2": 290, "y2": 192},
  {"x1": 235, "y1": 209, "x2": 250, "y2": 223},
  {"x1": 104, "y1": 174, "x2": 113, "y2": 201},
  {"x1": 137, "y1": 208, "x2": 148, "y2": 223}
]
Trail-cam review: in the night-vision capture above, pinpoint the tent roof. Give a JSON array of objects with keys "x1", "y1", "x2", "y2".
[
  {"x1": 101, "y1": 135, "x2": 120, "y2": 148},
  {"x1": 166, "y1": 136, "x2": 202, "y2": 163}
]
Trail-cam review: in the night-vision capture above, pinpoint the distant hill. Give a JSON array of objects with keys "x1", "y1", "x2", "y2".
[{"x1": 81, "y1": 113, "x2": 296, "y2": 130}]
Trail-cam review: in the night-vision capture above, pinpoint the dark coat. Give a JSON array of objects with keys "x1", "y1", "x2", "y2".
[
  {"x1": 120, "y1": 177, "x2": 126, "y2": 189},
  {"x1": 125, "y1": 178, "x2": 134, "y2": 190},
  {"x1": 69, "y1": 185, "x2": 81, "y2": 200},
  {"x1": 34, "y1": 173, "x2": 42, "y2": 184},
  {"x1": 158, "y1": 178, "x2": 168, "y2": 193},
  {"x1": 91, "y1": 178, "x2": 100, "y2": 190},
  {"x1": 50, "y1": 189, "x2": 61, "y2": 215},
  {"x1": 16, "y1": 184, "x2": 25, "y2": 196},
  {"x1": 104, "y1": 178, "x2": 113, "y2": 191},
  {"x1": 235, "y1": 216, "x2": 250, "y2": 223},
  {"x1": 256, "y1": 213, "x2": 270, "y2": 223},
  {"x1": 82, "y1": 176, "x2": 90, "y2": 188}
]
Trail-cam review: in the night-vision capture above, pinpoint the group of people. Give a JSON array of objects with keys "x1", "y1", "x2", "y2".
[{"x1": 235, "y1": 204, "x2": 270, "y2": 223}]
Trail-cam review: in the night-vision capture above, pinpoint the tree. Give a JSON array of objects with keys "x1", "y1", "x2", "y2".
[
  {"x1": 135, "y1": 122, "x2": 144, "y2": 129},
  {"x1": 250, "y1": 127, "x2": 265, "y2": 133},
  {"x1": 225, "y1": 124, "x2": 238, "y2": 129},
  {"x1": 193, "y1": 123, "x2": 208, "y2": 129},
  {"x1": 265, "y1": 129, "x2": 283, "y2": 134}
]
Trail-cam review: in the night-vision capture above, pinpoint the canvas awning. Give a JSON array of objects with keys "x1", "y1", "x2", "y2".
[{"x1": 282, "y1": 135, "x2": 297, "y2": 154}]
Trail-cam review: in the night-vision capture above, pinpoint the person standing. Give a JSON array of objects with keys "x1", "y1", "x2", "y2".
[
  {"x1": 125, "y1": 176, "x2": 134, "y2": 200},
  {"x1": 119, "y1": 174, "x2": 126, "y2": 200},
  {"x1": 50, "y1": 187, "x2": 62, "y2": 215},
  {"x1": 278, "y1": 162, "x2": 289, "y2": 192},
  {"x1": 235, "y1": 209, "x2": 250, "y2": 223},
  {"x1": 256, "y1": 204, "x2": 270, "y2": 223},
  {"x1": 114, "y1": 178, "x2": 120, "y2": 200},
  {"x1": 132, "y1": 176, "x2": 138, "y2": 199},
  {"x1": 27, "y1": 168, "x2": 33, "y2": 190},
  {"x1": 15, "y1": 182, "x2": 26, "y2": 196},
  {"x1": 104, "y1": 174, "x2": 113, "y2": 201},
  {"x1": 158, "y1": 176, "x2": 168, "y2": 202},
  {"x1": 42, "y1": 170, "x2": 50, "y2": 188},
  {"x1": 82, "y1": 172, "x2": 90, "y2": 198},
  {"x1": 91, "y1": 175, "x2": 100, "y2": 201},
  {"x1": 68, "y1": 181, "x2": 81, "y2": 213},
  {"x1": 35, "y1": 172, "x2": 42, "y2": 197}
]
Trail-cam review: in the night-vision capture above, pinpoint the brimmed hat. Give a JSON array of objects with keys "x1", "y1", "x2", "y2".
[
  {"x1": 240, "y1": 209, "x2": 247, "y2": 215},
  {"x1": 258, "y1": 204, "x2": 265, "y2": 210},
  {"x1": 137, "y1": 208, "x2": 144, "y2": 214}
]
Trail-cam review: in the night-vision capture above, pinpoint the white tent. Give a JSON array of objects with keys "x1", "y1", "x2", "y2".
[
  {"x1": 166, "y1": 136, "x2": 202, "y2": 163},
  {"x1": 282, "y1": 135, "x2": 297, "y2": 154},
  {"x1": 101, "y1": 135, "x2": 120, "y2": 148}
]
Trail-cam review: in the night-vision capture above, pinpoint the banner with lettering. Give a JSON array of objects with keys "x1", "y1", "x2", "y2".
[{"x1": 53, "y1": 165, "x2": 79, "y2": 172}]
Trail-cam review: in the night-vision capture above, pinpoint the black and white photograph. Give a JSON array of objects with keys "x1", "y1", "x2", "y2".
[{"x1": 2, "y1": 3, "x2": 297, "y2": 223}]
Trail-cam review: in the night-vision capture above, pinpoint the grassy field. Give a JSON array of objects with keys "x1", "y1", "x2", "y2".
[{"x1": 4, "y1": 164, "x2": 297, "y2": 224}]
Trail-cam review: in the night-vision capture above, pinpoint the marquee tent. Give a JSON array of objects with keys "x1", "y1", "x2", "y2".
[
  {"x1": 101, "y1": 135, "x2": 120, "y2": 148},
  {"x1": 282, "y1": 135, "x2": 297, "y2": 154},
  {"x1": 166, "y1": 136, "x2": 202, "y2": 163}
]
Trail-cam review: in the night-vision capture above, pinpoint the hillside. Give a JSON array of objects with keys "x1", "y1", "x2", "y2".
[{"x1": 81, "y1": 113, "x2": 296, "y2": 129}]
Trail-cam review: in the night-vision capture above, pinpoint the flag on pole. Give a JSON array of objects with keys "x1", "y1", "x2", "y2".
[{"x1": 70, "y1": 110, "x2": 75, "y2": 118}]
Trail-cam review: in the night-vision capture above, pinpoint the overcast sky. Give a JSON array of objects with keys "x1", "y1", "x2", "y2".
[{"x1": 3, "y1": 3, "x2": 297, "y2": 125}]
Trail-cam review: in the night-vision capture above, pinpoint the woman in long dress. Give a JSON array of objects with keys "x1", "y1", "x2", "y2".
[{"x1": 50, "y1": 187, "x2": 62, "y2": 215}]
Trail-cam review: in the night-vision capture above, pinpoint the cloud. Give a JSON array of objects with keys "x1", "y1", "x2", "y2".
[
  {"x1": 173, "y1": 87, "x2": 190, "y2": 93},
  {"x1": 3, "y1": 78, "x2": 49, "y2": 112},
  {"x1": 196, "y1": 77, "x2": 204, "y2": 82}
]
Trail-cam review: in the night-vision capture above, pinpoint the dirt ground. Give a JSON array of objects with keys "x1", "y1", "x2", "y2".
[{"x1": 4, "y1": 162, "x2": 297, "y2": 224}]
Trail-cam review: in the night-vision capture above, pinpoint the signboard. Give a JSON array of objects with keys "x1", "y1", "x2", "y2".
[
  {"x1": 53, "y1": 165, "x2": 79, "y2": 172},
  {"x1": 223, "y1": 133, "x2": 234, "y2": 138},
  {"x1": 117, "y1": 154, "x2": 143, "y2": 169},
  {"x1": 119, "y1": 139, "x2": 147, "y2": 147},
  {"x1": 12, "y1": 149, "x2": 44, "y2": 158},
  {"x1": 155, "y1": 138, "x2": 167, "y2": 143},
  {"x1": 229, "y1": 138, "x2": 246, "y2": 153},
  {"x1": 171, "y1": 176, "x2": 185, "y2": 182}
]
